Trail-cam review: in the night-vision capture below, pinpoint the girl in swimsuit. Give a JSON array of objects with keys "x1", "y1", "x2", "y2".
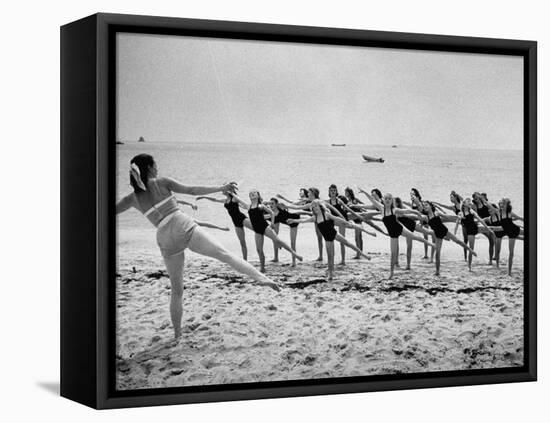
[
  {"x1": 231, "y1": 190, "x2": 303, "y2": 272},
  {"x1": 276, "y1": 188, "x2": 309, "y2": 206},
  {"x1": 432, "y1": 191, "x2": 467, "y2": 260},
  {"x1": 195, "y1": 192, "x2": 251, "y2": 259},
  {"x1": 406, "y1": 188, "x2": 435, "y2": 262},
  {"x1": 421, "y1": 201, "x2": 477, "y2": 276},
  {"x1": 344, "y1": 187, "x2": 365, "y2": 259},
  {"x1": 495, "y1": 198, "x2": 524, "y2": 276},
  {"x1": 268, "y1": 197, "x2": 310, "y2": 267},
  {"x1": 288, "y1": 200, "x2": 372, "y2": 281},
  {"x1": 327, "y1": 184, "x2": 350, "y2": 266},
  {"x1": 393, "y1": 197, "x2": 435, "y2": 270},
  {"x1": 116, "y1": 154, "x2": 279, "y2": 338},
  {"x1": 454, "y1": 198, "x2": 494, "y2": 271},
  {"x1": 362, "y1": 191, "x2": 435, "y2": 279},
  {"x1": 472, "y1": 192, "x2": 498, "y2": 265}
]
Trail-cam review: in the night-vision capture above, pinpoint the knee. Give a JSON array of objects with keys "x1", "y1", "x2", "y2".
[{"x1": 171, "y1": 282, "x2": 184, "y2": 298}]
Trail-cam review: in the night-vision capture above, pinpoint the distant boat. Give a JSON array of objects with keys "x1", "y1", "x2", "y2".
[
  {"x1": 362, "y1": 154, "x2": 385, "y2": 163},
  {"x1": 331, "y1": 143, "x2": 346, "y2": 147},
  {"x1": 391, "y1": 145, "x2": 398, "y2": 148},
  {"x1": 116, "y1": 140, "x2": 124, "y2": 145},
  {"x1": 138, "y1": 136, "x2": 146, "y2": 143}
]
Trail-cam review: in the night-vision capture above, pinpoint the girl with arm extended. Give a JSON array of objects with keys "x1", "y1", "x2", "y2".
[
  {"x1": 275, "y1": 188, "x2": 309, "y2": 206},
  {"x1": 243, "y1": 189, "x2": 303, "y2": 272},
  {"x1": 496, "y1": 198, "x2": 524, "y2": 276},
  {"x1": 422, "y1": 201, "x2": 476, "y2": 276},
  {"x1": 409, "y1": 188, "x2": 435, "y2": 262},
  {"x1": 363, "y1": 190, "x2": 435, "y2": 279},
  {"x1": 472, "y1": 192, "x2": 497, "y2": 265},
  {"x1": 288, "y1": 200, "x2": 372, "y2": 281},
  {"x1": 454, "y1": 198, "x2": 495, "y2": 271},
  {"x1": 116, "y1": 154, "x2": 279, "y2": 338}
]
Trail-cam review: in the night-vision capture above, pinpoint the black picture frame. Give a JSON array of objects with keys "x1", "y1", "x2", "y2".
[{"x1": 60, "y1": 12, "x2": 537, "y2": 409}]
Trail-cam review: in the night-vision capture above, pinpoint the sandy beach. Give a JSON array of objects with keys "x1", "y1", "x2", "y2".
[{"x1": 115, "y1": 252, "x2": 524, "y2": 390}]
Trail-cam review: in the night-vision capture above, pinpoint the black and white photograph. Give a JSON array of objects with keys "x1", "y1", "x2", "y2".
[{"x1": 114, "y1": 32, "x2": 525, "y2": 391}]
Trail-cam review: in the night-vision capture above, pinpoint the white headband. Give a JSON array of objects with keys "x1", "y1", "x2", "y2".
[{"x1": 130, "y1": 163, "x2": 147, "y2": 191}]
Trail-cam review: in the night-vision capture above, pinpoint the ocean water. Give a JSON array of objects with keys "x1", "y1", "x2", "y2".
[{"x1": 116, "y1": 142, "x2": 524, "y2": 265}]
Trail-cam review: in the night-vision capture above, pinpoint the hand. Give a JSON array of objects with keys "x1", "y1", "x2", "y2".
[{"x1": 222, "y1": 181, "x2": 238, "y2": 193}]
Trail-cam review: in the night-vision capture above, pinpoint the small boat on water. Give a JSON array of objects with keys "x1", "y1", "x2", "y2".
[
  {"x1": 331, "y1": 143, "x2": 346, "y2": 147},
  {"x1": 116, "y1": 140, "x2": 124, "y2": 145},
  {"x1": 138, "y1": 136, "x2": 146, "y2": 143},
  {"x1": 362, "y1": 154, "x2": 385, "y2": 163},
  {"x1": 391, "y1": 145, "x2": 398, "y2": 148}
]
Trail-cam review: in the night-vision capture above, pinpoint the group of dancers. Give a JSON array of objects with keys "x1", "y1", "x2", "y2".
[{"x1": 117, "y1": 154, "x2": 525, "y2": 338}]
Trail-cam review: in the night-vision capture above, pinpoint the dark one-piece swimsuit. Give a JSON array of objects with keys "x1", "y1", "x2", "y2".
[
  {"x1": 476, "y1": 204, "x2": 490, "y2": 219},
  {"x1": 461, "y1": 212, "x2": 479, "y2": 236},
  {"x1": 274, "y1": 208, "x2": 300, "y2": 228},
  {"x1": 330, "y1": 197, "x2": 348, "y2": 220},
  {"x1": 316, "y1": 208, "x2": 337, "y2": 242},
  {"x1": 248, "y1": 205, "x2": 269, "y2": 235},
  {"x1": 428, "y1": 215, "x2": 449, "y2": 239},
  {"x1": 499, "y1": 211, "x2": 520, "y2": 239},
  {"x1": 224, "y1": 201, "x2": 246, "y2": 228},
  {"x1": 489, "y1": 213, "x2": 505, "y2": 239},
  {"x1": 397, "y1": 215, "x2": 416, "y2": 232},
  {"x1": 382, "y1": 206, "x2": 403, "y2": 239}
]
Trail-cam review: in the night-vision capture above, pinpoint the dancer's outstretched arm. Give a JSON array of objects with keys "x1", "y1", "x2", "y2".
[
  {"x1": 194, "y1": 219, "x2": 229, "y2": 231},
  {"x1": 432, "y1": 201, "x2": 455, "y2": 212},
  {"x1": 329, "y1": 214, "x2": 375, "y2": 236},
  {"x1": 358, "y1": 189, "x2": 384, "y2": 212},
  {"x1": 177, "y1": 199, "x2": 198, "y2": 210},
  {"x1": 116, "y1": 193, "x2": 135, "y2": 214},
  {"x1": 229, "y1": 193, "x2": 251, "y2": 209},
  {"x1": 473, "y1": 211, "x2": 494, "y2": 235},
  {"x1": 287, "y1": 216, "x2": 314, "y2": 225},
  {"x1": 510, "y1": 212, "x2": 524, "y2": 222},
  {"x1": 195, "y1": 196, "x2": 225, "y2": 203},
  {"x1": 164, "y1": 177, "x2": 237, "y2": 196}
]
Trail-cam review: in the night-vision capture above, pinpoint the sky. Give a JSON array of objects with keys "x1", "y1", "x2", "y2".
[{"x1": 117, "y1": 33, "x2": 523, "y2": 150}]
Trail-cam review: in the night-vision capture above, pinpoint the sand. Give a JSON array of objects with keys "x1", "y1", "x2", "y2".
[{"x1": 115, "y1": 252, "x2": 524, "y2": 390}]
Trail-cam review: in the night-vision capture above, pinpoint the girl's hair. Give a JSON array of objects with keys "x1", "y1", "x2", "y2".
[
  {"x1": 394, "y1": 197, "x2": 403, "y2": 208},
  {"x1": 344, "y1": 187, "x2": 356, "y2": 201},
  {"x1": 308, "y1": 187, "x2": 320, "y2": 199},
  {"x1": 450, "y1": 190, "x2": 463, "y2": 203},
  {"x1": 270, "y1": 197, "x2": 279, "y2": 204},
  {"x1": 411, "y1": 188, "x2": 422, "y2": 200},
  {"x1": 329, "y1": 184, "x2": 339, "y2": 195},
  {"x1": 130, "y1": 154, "x2": 155, "y2": 193},
  {"x1": 371, "y1": 188, "x2": 382, "y2": 199},
  {"x1": 461, "y1": 198, "x2": 472, "y2": 214},
  {"x1": 250, "y1": 189, "x2": 263, "y2": 204},
  {"x1": 299, "y1": 188, "x2": 308, "y2": 198},
  {"x1": 503, "y1": 198, "x2": 512, "y2": 213}
]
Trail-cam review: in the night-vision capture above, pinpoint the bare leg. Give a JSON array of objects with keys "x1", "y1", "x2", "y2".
[
  {"x1": 255, "y1": 233, "x2": 266, "y2": 272},
  {"x1": 234, "y1": 226, "x2": 247, "y2": 260},
  {"x1": 194, "y1": 219, "x2": 230, "y2": 232},
  {"x1": 163, "y1": 253, "x2": 186, "y2": 338},
  {"x1": 326, "y1": 241, "x2": 335, "y2": 281},
  {"x1": 334, "y1": 233, "x2": 371, "y2": 260},
  {"x1": 508, "y1": 238, "x2": 516, "y2": 276},
  {"x1": 290, "y1": 226, "x2": 298, "y2": 266},
  {"x1": 353, "y1": 227, "x2": 363, "y2": 259},
  {"x1": 338, "y1": 225, "x2": 346, "y2": 265},
  {"x1": 494, "y1": 237, "x2": 502, "y2": 268},
  {"x1": 401, "y1": 227, "x2": 436, "y2": 248},
  {"x1": 445, "y1": 232, "x2": 477, "y2": 257},
  {"x1": 188, "y1": 226, "x2": 279, "y2": 290},
  {"x1": 434, "y1": 238, "x2": 443, "y2": 275},
  {"x1": 467, "y1": 235, "x2": 475, "y2": 271},
  {"x1": 479, "y1": 228, "x2": 495, "y2": 264},
  {"x1": 395, "y1": 236, "x2": 400, "y2": 267},
  {"x1": 271, "y1": 223, "x2": 280, "y2": 263},
  {"x1": 389, "y1": 238, "x2": 398, "y2": 279},
  {"x1": 315, "y1": 225, "x2": 324, "y2": 261},
  {"x1": 429, "y1": 233, "x2": 435, "y2": 263},
  {"x1": 422, "y1": 232, "x2": 429, "y2": 259},
  {"x1": 461, "y1": 225, "x2": 468, "y2": 261},
  {"x1": 264, "y1": 227, "x2": 303, "y2": 261},
  {"x1": 405, "y1": 237, "x2": 413, "y2": 270}
]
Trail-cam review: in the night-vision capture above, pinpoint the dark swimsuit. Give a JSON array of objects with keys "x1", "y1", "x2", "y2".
[
  {"x1": 461, "y1": 212, "x2": 479, "y2": 236},
  {"x1": 330, "y1": 197, "x2": 348, "y2": 221},
  {"x1": 248, "y1": 205, "x2": 269, "y2": 235},
  {"x1": 382, "y1": 206, "x2": 403, "y2": 239},
  {"x1": 428, "y1": 215, "x2": 449, "y2": 239},
  {"x1": 316, "y1": 208, "x2": 337, "y2": 242},
  {"x1": 349, "y1": 198, "x2": 363, "y2": 224},
  {"x1": 499, "y1": 211, "x2": 520, "y2": 239},
  {"x1": 476, "y1": 203, "x2": 490, "y2": 219},
  {"x1": 489, "y1": 213, "x2": 505, "y2": 239},
  {"x1": 274, "y1": 208, "x2": 300, "y2": 228},
  {"x1": 397, "y1": 215, "x2": 416, "y2": 232},
  {"x1": 224, "y1": 201, "x2": 246, "y2": 228}
]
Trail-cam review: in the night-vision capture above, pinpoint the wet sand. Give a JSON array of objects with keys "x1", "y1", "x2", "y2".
[{"x1": 115, "y1": 252, "x2": 524, "y2": 390}]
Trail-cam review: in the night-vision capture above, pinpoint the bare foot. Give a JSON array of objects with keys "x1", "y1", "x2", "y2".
[
  {"x1": 258, "y1": 280, "x2": 281, "y2": 292},
  {"x1": 434, "y1": 271, "x2": 440, "y2": 276},
  {"x1": 405, "y1": 266, "x2": 411, "y2": 270},
  {"x1": 295, "y1": 254, "x2": 303, "y2": 262},
  {"x1": 270, "y1": 258, "x2": 278, "y2": 263},
  {"x1": 353, "y1": 255, "x2": 361, "y2": 260},
  {"x1": 338, "y1": 261, "x2": 346, "y2": 266},
  {"x1": 315, "y1": 256, "x2": 323, "y2": 262},
  {"x1": 260, "y1": 267, "x2": 266, "y2": 273}
]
